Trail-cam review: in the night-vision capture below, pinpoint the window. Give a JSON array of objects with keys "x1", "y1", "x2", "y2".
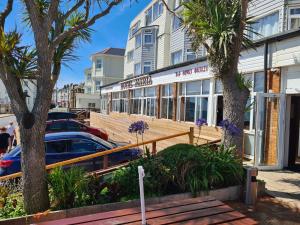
[
  {"x1": 88, "y1": 103, "x2": 96, "y2": 108},
  {"x1": 134, "y1": 63, "x2": 141, "y2": 76},
  {"x1": 178, "y1": 80, "x2": 210, "y2": 122},
  {"x1": 143, "y1": 87, "x2": 156, "y2": 116},
  {"x1": 130, "y1": 21, "x2": 140, "y2": 38},
  {"x1": 131, "y1": 89, "x2": 143, "y2": 114},
  {"x1": 215, "y1": 79, "x2": 223, "y2": 94},
  {"x1": 112, "y1": 92, "x2": 120, "y2": 112},
  {"x1": 161, "y1": 84, "x2": 173, "y2": 119},
  {"x1": 153, "y1": 1, "x2": 163, "y2": 20},
  {"x1": 143, "y1": 61, "x2": 151, "y2": 73},
  {"x1": 145, "y1": 7, "x2": 153, "y2": 25},
  {"x1": 172, "y1": 15, "x2": 182, "y2": 31},
  {"x1": 171, "y1": 50, "x2": 182, "y2": 65},
  {"x1": 70, "y1": 139, "x2": 102, "y2": 153},
  {"x1": 144, "y1": 30, "x2": 153, "y2": 44},
  {"x1": 250, "y1": 12, "x2": 279, "y2": 40},
  {"x1": 254, "y1": 72, "x2": 265, "y2": 92},
  {"x1": 186, "y1": 49, "x2": 196, "y2": 61},
  {"x1": 127, "y1": 50, "x2": 134, "y2": 62},
  {"x1": 67, "y1": 121, "x2": 81, "y2": 131},
  {"x1": 86, "y1": 87, "x2": 91, "y2": 94},
  {"x1": 86, "y1": 74, "x2": 91, "y2": 81},
  {"x1": 46, "y1": 122, "x2": 65, "y2": 132},
  {"x1": 96, "y1": 58, "x2": 102, "y2": 69},
  {"x1": 135, "y1": 33, "x2": 142, "y2": 48},
  {"x1": 289, "y1": 8, "x2": 300, "y2": 29},
  {"x1": 95, "y1": 81, "x2": 101, "y2": 91},
  {"x1": 46, "y1": 141, "x2": 68, "y2": 153}
]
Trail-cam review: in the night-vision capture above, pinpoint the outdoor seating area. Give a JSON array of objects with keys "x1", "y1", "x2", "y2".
[{"x1": 37, "y1": 196, "x2": 257, "y2": 225}]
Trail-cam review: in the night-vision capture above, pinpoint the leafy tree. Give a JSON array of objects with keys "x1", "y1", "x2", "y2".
[
  {"x1": 182, "y1": 0, "x2": 254, "y2": 155},
  {"x1": 0, "y1": 0, "x2": 122, "y2": 214}
]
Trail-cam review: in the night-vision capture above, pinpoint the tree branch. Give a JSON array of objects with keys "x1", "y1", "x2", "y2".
[
  {"x1": 160, "y1": 0, "x2": 183, "y2": 22},
  {"x1": 0, "y1": 0, "x2": 13, "y2": 28},
  {"x1": 62, "y1": 0, "x2": 85, "y2": 21},
  {"x1": 51, "y1": 0, "x2": 122, "y2": 48},
  {"x1": 47, "y1": 0, "x2": 60, "y2": 31}
]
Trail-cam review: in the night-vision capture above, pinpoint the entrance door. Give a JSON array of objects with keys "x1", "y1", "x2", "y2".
[
  {"x1": 254, "y1": 93, "x2": 286, "y2": 169},
  {"x1": 288, "y1": 96, "x2": 300, "y2": 170}
]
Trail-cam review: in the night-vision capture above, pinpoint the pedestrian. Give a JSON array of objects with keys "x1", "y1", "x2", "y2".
[
  {"x1": 6, "y1": 121, "x2": 16, "y2": 148},
  {"x1": 0, "y1": 127, "x2": 10, "y2": 156}
]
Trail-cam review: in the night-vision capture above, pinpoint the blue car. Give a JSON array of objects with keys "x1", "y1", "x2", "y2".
[{"x1": 0, "y1": 132, "x2": 142, "y2": 176}]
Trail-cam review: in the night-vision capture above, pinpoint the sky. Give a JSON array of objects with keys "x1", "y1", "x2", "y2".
[{"x1": 1, "y1": 0, "x2": 151, "y2": 88}]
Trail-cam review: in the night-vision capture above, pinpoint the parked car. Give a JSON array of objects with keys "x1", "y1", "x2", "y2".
[
  {"x1": 48, "y1": 112, "x2": 77, "y2": 120},
  {"x1": 0, "y1": 132, "x2": 142, "y2": 176},
  {"x1": 46, "y1": 119, "x2": 108, "y2": 141}
]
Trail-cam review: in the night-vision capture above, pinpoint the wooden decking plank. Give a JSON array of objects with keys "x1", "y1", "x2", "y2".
[
  {"x1": 38, "y1": 197, "x2": 216, "y2": 225},
  {"x1": 78, "y1": 200, "x2": 225, "y2": 225},
  {"x1": 169, "y1": 211, "x2": 247, "y2": 225},
  {"x1": 217, "y1": 218, "x2": 257, "y2": 225},
  {"x1": 126, "y1": 204, "x2": 234, "y2": 225}
]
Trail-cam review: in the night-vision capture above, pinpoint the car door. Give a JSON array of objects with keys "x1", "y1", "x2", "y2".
[
  {"x1": 68, "y1": 138, "x2": 106, "y2": 171},
  {"x1": 45, "y1": 140, "x2": 71, "y2": 165}
]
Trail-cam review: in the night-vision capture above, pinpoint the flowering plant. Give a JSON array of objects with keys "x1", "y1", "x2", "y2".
[
  {"x1": 195, "y1": 118, "x2": 207, "y2": 145},
  {"x1": 128, "y1": 121, "x2": 149, "y2": 152},
  {"x1": 219, "y1": 119, "x2": 240, "y2": 136}
]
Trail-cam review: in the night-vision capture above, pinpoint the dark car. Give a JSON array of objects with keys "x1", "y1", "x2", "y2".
[
  {"x1": 0, "y1": 132, "x2": 142, "y2": 176},
  {"x1": 46, "y1": 119, "x2": 109, "y2": 141},
  {"x1": 48, "y1": 112, "x2": 77, "y2": 120}
]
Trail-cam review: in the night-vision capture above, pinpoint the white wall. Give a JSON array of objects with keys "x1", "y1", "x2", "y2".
[{"x1": 75, "y1": 93, "x2": 100, "y2": 109}]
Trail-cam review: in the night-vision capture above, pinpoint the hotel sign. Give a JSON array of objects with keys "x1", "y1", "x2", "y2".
[
  {"x1": 175, "y1": 65, "x2": 208, "y2": 77},
  {"x1": 121, "y1": 75, "x2": 153, "y2": 90}
]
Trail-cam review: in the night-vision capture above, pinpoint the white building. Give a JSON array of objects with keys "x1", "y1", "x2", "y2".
[
  {"x1": 0, "y1": 79, "x2": 37, "y2": 112},
  {"x1": 100, "y1": 0, "x2": 300, "y2": 170}
]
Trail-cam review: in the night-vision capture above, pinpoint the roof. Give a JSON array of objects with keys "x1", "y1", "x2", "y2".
[{"x1": 92, "y1": 48, "x2": 125, "y2": 56}]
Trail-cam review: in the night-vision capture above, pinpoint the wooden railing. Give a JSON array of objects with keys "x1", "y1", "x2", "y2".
[{"x1": 0, "y1": 128, "x2": 202, "y2": 181}]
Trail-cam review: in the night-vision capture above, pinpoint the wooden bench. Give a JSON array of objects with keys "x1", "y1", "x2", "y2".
[{"x1": 37, "y1": 196, "x2": 257, "y2": 225}]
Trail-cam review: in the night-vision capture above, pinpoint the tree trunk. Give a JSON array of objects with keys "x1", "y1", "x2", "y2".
[
  {"x1": 222, "y1": 74, "x2": 249, "y2": 156},
  {"x1": 19, "y1": 117, "x2": 49, "y2": 214}
]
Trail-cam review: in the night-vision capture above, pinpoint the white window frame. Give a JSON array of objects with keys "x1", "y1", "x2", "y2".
[
  {"x1": 186, "y1": 49, "x2": 196, "y2": 61},
  {"x1": 95, "y1": 81, "x2": 101, "y2": 91},
  {"x1": 143, "y1": 61, "x2": 152, "y2": 73},
  {"x1": 95, "y1": 58, "x2": 102, "y2": 69},
  {"x1": 144, "y1": 30, "x2": 153, "y2": 44},
  {"x1": 127, "y1": 50, "x2": 134, "y2": 62},
  {"x1": 134, "y1": 63, "x2": 141, "y2": 76},
  {"x1": 135, "y1": 33, "x2": 142, "y2": 49},
  {"x1": 171, "y1": 50, "x2": 183, "y2": 65},
  {"x1": 288, "y1": 7, "x2": 300, "y2": 30},
  {"x1": 160, "y1": 84, "x2": 173, "y2": 120},
  {"x1": 172, "y1": 15, "x2": 182, "y2": 31},
  {"x1": 145, "y1": 7, "x2": 153, "y2": 26}
]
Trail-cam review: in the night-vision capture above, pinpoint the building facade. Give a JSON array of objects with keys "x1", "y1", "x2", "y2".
[{"x1": 100, "y1": 0, "x2": 300, "y2": 170}]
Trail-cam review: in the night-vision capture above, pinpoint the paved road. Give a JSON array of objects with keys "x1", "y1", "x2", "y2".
[{"x1": 0, "y1": 115, "x2": 16, "y2": 127}]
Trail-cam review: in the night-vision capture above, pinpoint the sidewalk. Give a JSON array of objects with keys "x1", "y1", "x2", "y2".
[
  {"x1": 0, "y1": 114, "x2": 13, "y2": 118},
  {"x1": 258, "y1": 170, "x2": 300, "y2": 209}
]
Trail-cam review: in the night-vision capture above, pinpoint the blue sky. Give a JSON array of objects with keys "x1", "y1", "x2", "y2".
[{"x1": 2, "y1": 0, "x2": 151, "y2": 87}]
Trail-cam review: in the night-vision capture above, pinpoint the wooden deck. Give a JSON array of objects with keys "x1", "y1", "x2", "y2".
[
  {"x1": 38, "y1": 196, "x2": 257, "y2": 225},
  {"x1": 90, "y1": 112, "x2": 222, "y2": 151}
]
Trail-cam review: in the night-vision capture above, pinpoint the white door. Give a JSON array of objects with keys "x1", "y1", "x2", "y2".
[{"x1": 254, "y1": 93, "x2": 286, "y2": 170}]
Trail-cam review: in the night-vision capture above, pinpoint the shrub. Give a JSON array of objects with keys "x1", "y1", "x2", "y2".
[
  {"x1": 47, "y1": 167, "x2": 89, "y2": 209},
  {"x1": 105, "y1": 149, "x2": 171, "y2": 201},
  {"x1": 158, "y1": 144, "x2": 243, "y2": 195}
]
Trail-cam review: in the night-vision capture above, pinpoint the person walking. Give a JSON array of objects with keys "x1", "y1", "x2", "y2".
[
  {"x1": 0, "y1": 127, "x2": 10, "y2": 156},
  {"x1": 6, "y1": 121, "x2": 16, "y2": 148}
]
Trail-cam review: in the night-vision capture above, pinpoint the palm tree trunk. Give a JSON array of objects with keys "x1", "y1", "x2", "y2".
[
  {"x1": 222, "y1": 74, "x2": 249, "y2": 157},
  {"x1": 20, "y1": 119, "x2": 50, "y2": 214}
]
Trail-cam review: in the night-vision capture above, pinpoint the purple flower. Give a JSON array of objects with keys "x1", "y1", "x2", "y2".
[
  {"x1": 128, "y1": 121, "x2": 149, "y2": 135},
  {"x1": 196, "y1": 118, "x2": 207, "y2": 127},
  {"x1": 219, "y1": 119, "x2": 240, "y2": 136}
]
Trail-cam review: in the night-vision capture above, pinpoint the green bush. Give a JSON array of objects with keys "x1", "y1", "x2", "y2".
[
  {"x1": 105, "y1": 149, "x2": 171, "y2": 202},
  {"x1": 158, "y1": 144, "x2": 243, "y2": 194},
  {"x1": 48, "y1": 167, "x2": 89, "y2": 209}
]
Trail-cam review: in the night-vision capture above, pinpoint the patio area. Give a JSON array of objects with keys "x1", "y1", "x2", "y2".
[{"x1": 37, "y1": 196, "x2": 257, "y2": 225}]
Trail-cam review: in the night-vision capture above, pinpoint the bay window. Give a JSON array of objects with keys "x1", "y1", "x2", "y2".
[
  {"x1": 250, "y1": 12, "x2": 279, "y2": 40},
  {"x1": 144, "y1": 30, "x2": 153, "y2": 44},
  {"x1": 96, "y1": 58, "x2": 102, "y2": 69},
  {"x1": 161, "y1": 84, "x2": 173, "y2": 119}
]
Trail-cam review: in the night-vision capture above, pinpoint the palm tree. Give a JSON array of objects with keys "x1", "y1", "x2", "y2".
[{"x1": 182, "y1": 0, "x2": 254, "y2": 155}]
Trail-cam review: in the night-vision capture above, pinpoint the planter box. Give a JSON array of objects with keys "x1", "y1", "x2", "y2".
[{"x1": 0, "y1": 185, "x2": 241, "y2": 225}]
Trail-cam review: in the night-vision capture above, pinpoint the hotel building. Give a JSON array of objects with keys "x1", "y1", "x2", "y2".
[{"x1": 100, "y1": 0, "x2": 300, "y2": 170}]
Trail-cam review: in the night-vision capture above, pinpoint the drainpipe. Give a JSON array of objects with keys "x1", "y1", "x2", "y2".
[{"x1": 264, "y1": 42, "x2": 269, "y2": 93}]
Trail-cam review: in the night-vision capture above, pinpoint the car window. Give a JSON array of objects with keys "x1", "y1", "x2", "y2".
[
  {"x1": 46, "y1": 122, "x2": 65, "y2": 132},
  {"x1": 46, "y1": 141, "x2": 68, "y2": 153},
  {"x1": 67, "y1": 121, "x2": 81, "y2": 131},
  {"x1": 70, "y1": 139, "x2": 104, "y2": 153}
]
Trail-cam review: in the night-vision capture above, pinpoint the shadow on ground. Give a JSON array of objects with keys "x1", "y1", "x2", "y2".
[{"x1": 227, "y1": 195, "x2": 300, "y2": 225}]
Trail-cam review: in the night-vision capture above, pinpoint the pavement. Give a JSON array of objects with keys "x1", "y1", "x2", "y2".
[
  {"x1": 258, "y1": 170, "x2": 300, "y2": 209},
  {"x1": 0, "y1": 115, "x2": 16, "y2": 127}
]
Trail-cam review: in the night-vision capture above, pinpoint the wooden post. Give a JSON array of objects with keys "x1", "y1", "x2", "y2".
[
  {"x1": 103, "y1": 155, "x2": 109, "y2": 169},
  {"x1": 189, "y1": 127, "x2": 194, "y2": 145},
  {"x1": 152, "y1": 141, "x2": 157, "y2": 155}
]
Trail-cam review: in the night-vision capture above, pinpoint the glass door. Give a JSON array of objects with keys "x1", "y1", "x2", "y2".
[{"x1": 254, "y1": 93, "x2": 286, "y2": 169}]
